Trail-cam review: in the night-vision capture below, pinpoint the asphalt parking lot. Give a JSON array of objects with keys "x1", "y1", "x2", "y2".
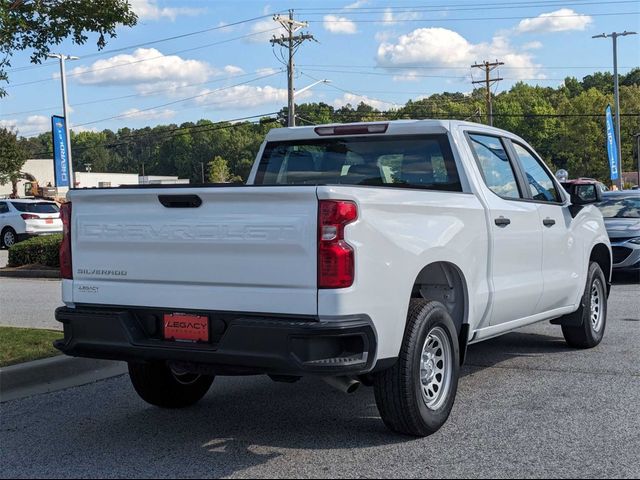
[
  {"x1": 0, "y1": 277, "x2": 63, "y2": 330},
  {"x1": 1, "y1": 280, "x2": 639, "y2": 478}
]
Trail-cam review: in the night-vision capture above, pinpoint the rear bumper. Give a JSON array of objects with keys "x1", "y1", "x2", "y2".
[{"x1": 54, "y1": 306, "x2": 377, "y2": 376}]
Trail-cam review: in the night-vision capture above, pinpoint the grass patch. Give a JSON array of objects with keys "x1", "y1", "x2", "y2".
[{"x1": 0, "y1": 326, "x2": 61, "y2": 367}]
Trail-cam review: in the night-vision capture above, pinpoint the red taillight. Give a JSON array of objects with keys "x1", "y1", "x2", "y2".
[
  {"x1": 60, "y1": 203, "x2": 72, "y2": 279},
  {"x1": 21, "y1": 213, "x2": 40, "y2": 220},
  {"x1": 318, "y1": 200, "x2": 357, "y2": 289}
]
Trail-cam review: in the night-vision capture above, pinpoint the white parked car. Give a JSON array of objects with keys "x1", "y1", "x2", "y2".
[
  {"x1": 0, "y1": 199, "x2": 62, "y2": 248},
  {"x1": 54, "y1": 120, "x2": 611, "y2": 436}
]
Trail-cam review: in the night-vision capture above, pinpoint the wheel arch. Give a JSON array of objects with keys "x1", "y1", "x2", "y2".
[
  {"x1": 410, "y1": 261, "x2": 470, "y2": 364},
  {"x1": 590, "y1": 243, "x2": 612, "y2": 289}
]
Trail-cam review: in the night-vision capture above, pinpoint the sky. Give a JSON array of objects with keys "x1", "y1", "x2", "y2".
[{"x1": 1, "y1": 0, "x2": 639, "y2": 138}]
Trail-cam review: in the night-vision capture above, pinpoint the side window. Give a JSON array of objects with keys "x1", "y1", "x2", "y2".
[
  {"x1": 0, "y1": 202, "x2": 9, "y2": 214},
  {"x1": 468, "y1": 134, "x2": 521, "y2": 199},
  {"x1": 512, "y1": 143, "x2": 562, "y2": 203}
]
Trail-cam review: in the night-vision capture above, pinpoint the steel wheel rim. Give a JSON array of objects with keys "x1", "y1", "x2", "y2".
[
  {"x1": 590, "y1": 278, "x2": 605, "y2": 333},
  {"x1": 3, "y1": 231, "x2": 15, "y2": 247},
  {"x1": 419, "y1": 326, "x2": 453, "y2": 410}
]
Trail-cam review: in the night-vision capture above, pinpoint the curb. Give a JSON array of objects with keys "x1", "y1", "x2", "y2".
[
  {"x1": 0, "y1": 355, "x2": 127, "y2": 403},
  {"x1": 0, "y1": 269, "x2": 60, "y2": 279}
]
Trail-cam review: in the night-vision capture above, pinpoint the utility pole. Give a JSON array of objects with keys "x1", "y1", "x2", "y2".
[
  {"x1": 270, "y1": 10, "x2": 315, "y2": 127},
  {"x1": 593, "y1": 31, "x2": 637, "y2": 190},
  {"x1": 471, "y1": 60, "x2": 504, "y2": 127},
  {"x1": 634, "y1": 133, "x2": 640, "y2": 188},
  {"x1": 47, "y1": 53, "x2": 78, "y2": 188}
]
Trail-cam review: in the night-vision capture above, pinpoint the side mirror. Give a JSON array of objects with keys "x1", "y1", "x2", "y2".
[
  {"x1": 571, "y1": 183, "x2": 602, "y2": 205},
  {"x1": 568, "y1": 183, "x2": 602, "y2": 217}
]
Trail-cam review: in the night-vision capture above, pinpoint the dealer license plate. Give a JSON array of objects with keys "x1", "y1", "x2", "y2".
[{"x1": 163, "y1": 313, "x2": 209, "y2": 343}]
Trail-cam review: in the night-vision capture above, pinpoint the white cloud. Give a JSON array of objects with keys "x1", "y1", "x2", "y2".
[
  {"x1": 247, "y1": 18, "x2": 279, "y2": 43},
  {"x1": 195, "y1": 85, "x2": 312, "y2": 110},
  {"x1": 332, "y1": 93, "x2": 399, "y2": 111},
  {"x1": 382, "y1": 8, "x2": 421, "y2": 25},
  {"x1": 515, "y1": 9, "x2": 593, "y2": 34},
  {"x1": 224, "y1": 65, "x2": 245, "y2": 75},
  {"x1": 71, "y1": 48, "x2": 213, "y2": 87},
  {"x1": 345, "y1": 0, "x2": 368, "y2": 8},
  {"x1": 256, "y1": 67, "x2": 279, "y2": 76},
  {"x1": 0, "y1": 115, "x2": 50, "y2": 137},
  {"x1": 120, "y1": 108, "x2": 176, "y2": 121},
  {"x1": 374, "y1": 31, "x2": 395, "y2": 43},
  {"x1": 376, "y1": 28, "x2": 543, "y2": 80},
  {"x1": 523, "y1": 41, "x2": 543, "y2": 50},
  {"x1": 392, "y1": 72, "x2": 421, "y2": 82},
  {"x1": 323, "y1": 15, "x2": 358, "y2": 34},
  {"x1": 71, "y1": 126, "x2": 99, "y2": 134},
  {"x1": 129, "y1": 0, "x2": 203, "y2": 21}
]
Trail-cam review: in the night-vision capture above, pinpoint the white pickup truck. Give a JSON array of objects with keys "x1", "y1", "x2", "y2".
[{"x1": 55, "y1": 120, "x2": 611, "y2": 436}]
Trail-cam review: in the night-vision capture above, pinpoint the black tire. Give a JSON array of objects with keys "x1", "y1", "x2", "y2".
[
  {"x1": 561, "y1": 261, "x2": 607, "y2": 349},
  {"x1": 1, "y1": 227, "x2": 17, "y2": 249},
  {"x1": 128, "y1": 362, "x2": 214, "y2": 408},
  {"x1": 373, "y1": 299, "x2": 460, "y2": 437}
]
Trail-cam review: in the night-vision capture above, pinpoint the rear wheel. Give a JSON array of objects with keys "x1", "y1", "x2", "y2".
[
  {"x1": 373, "y1": 299, "x2": 460, "y2": 437},
  {"x1": 1, "y1": 227, "x2": 17, "y2": 249},
  {"x1": 561, "y1": 261, "x2": 607, "y2": 349},
  {"x1": 128, "y1": 361, "x2": 214, "y2": 408}
]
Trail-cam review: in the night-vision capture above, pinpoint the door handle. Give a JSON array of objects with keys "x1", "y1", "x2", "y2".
[
  {"x1": 494, "y1": 217, "x2": 511, "y2": 227},
  {"x1": 543, "y1": 218, "x2": 556, "y2": 227},
  {"x1": 158, "y1": 194, "x2": 202, "y2": 208}
]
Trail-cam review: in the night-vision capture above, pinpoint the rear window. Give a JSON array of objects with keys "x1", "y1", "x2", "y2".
[
  {"x1": 11, "y1": 202, "x2": 59, "y2": 214},
  {"x1": 254, "y1": 135, "x2": 462, "y2": 192}
]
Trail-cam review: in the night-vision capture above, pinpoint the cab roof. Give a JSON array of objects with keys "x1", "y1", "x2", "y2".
[{"x1": 264, "y1": 119, "x2": 513, "y2": 142}]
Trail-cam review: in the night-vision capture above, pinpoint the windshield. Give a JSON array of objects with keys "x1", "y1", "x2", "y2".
[
  {"x1": 11, "y1": 202, "x2": 59, "y2": 214},
  {"x1": 596, "y1": 196, "x2": 640, "y2": 218},
  {"x1": 254, "y1": 135, "x2": 462, "y2": 192}
]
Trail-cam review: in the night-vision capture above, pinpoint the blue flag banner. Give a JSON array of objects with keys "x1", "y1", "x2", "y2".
[
  {"x1": 605, "y1": 105, "x2": 619, "y2": 181},
  {"x1": 51, "y1": 115, "x2": 70, "y2": 187}
]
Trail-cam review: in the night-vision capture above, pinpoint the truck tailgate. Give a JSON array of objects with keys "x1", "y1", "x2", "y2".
[{"x1": 68, "y1": 186, "x2": 318, "y2": 315}]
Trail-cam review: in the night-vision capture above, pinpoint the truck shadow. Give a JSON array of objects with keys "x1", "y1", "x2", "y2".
[
  {"x1": 65, "y1": 331, "x2": 571, "y2": 477},
  {"x1": 464, "y1": 330, "x2": 573, "y2": 370},
  {"x1": 611, "y1": 271, "x2": 640, "y2": 285}
]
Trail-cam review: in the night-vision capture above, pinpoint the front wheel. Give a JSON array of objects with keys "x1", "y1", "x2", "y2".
[
  {"x1": 128, "y1": 362, "x2": 214, "y2": 408},
  {"x1": 373, "y1": 299, "x2": 460, "y2": 437},
  {"x1": 561, "y1": 261, "x2": 608, "y2": 349}
]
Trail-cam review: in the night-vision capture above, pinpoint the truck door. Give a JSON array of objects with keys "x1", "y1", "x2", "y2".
[
  {"x1": 508, "y1": 141, "x2": 580, "y2": 312},
  {"x1": 467, "y1": 133, "x2": 544, "y2": 326}
]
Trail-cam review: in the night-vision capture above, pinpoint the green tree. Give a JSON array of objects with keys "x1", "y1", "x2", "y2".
[
  {"x1": 0, "y1": 127, "x2": 27, "y2": 196},
  {"x1": 0, "y1": 0, "x2": 137, "y2": 96},
  {"x1": 208, "y1": 156, "x2": 241, "y2": 183},
  {"x1": 555, "y1": 88, "x2": 611, "y2": 181}
]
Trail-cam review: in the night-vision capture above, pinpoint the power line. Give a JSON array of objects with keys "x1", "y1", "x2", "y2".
[
  {"x1": 4, "y1": 27, "x2": 282, "y2": 89},
  {"x1": 298, "y1": 63, "x2": 637, "y2": 71},
  {"x1": 17, "y1": 72, "x2": 282, "y2": 137},
  {"x1": 22, "y1": 112, "x2": 281, "y2": 155},
  {"x1": 296, "y1": 0, "x2": 628, "y2": 11},
  {"x1": 6, "y1": 14, "x2": 280, "y2": 73},
  {"x1": 317, "y1": 11, "x2": 639, "y2": 23},
  {"x1": 0, "y1": 69, "x2": 283, "y2": 118},
  {"x1": 298, "y1": 0, "x2": 638, "y2": 14}
]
